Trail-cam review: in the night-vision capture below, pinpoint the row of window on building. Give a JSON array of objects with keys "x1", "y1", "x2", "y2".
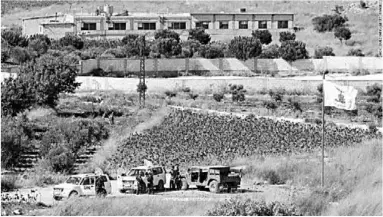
[{"x1": 81, "y1": 20, "x2": 289, "y2": 31}]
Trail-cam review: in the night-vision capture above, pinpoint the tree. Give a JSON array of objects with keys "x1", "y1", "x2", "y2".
[
  {"x1": 334, "y1": 27, "x2": 351, "y2": 44},
  {"x1": 28, "y1": 39, "x2": 49, "y2": 57},
  {"x1": 312, "y1": 14, "x2": 348, "y2": 32},
  {"x1": 228, "y1": 36, "x2": 262, "y2": 61},
  {"x1": 122, "y1": 34, "x2": 140, "y2": 44},
  {"x1": 58, "y1": 34, "x2": 84, "y2": 49},
  {"x1": 10, "y1": 46, "x2": 33, "y2": 64},
  {"x1": 154, "y1": 29, "x2": 180, "y2": 42},
  {"x1": 1, "y1": 54, "x2": 81, "y2": 116},
  {"x1": 1, "y1": 48, "x2": 10, "y2": 63},
  {"x1": 28, "y1": 34, "x2": 51, "y2": 46},
  {"x1": 1, "y1": 28, "x2": 28, "y2": 47},
  {"x1": 259, "y1": 44, "x2": 280, "y2": 59},
  {"x1": 279, "y1": 31, "x2": 296, "y2": 42},
  {"x1": 279, "y1": 40, "x2": 309, "y2": 62},
  {"x1": 151, "y1": 38, "x2": 182, "y2": 58},
  {"x1": 124, "y1": 36, "x2": 150, "y2": 58},
  {"x1": 347, "y1": 48, "x2": 365, "y2": 57},
  {"x1": 213, "y1": 92, "x2": 224, "y2": 102},
  {"x1": 252, "y1": 30, "x2": 272, "y2": 45},
  {"x1": 314, "y1": 46, "x2": 335, "y2": 58},
  {"x1": 188, "y1": 28, "x2": 211, "y2": 45},
  {"x1": 198, "y1": 42, "x2": 226, "y2": 59}
]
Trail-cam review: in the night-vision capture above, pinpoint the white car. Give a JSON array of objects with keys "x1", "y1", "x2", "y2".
[
  {"x1": 117, "y1": 166, "x2": 166, "y2": 193},
  {"x1": 53, "y1": 173, "x2": 112, "y2": 200}
]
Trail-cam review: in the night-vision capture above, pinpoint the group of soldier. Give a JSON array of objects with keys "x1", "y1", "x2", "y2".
[{"x1": 134, "y1": 165, "x2": 181, "y2": 195}]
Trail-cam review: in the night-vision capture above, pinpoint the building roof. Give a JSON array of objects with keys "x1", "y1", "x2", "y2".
[
  {"x1": 191, "y1": 12, "x2": 294, "y2": 15},
  {"x1": 22, "y1": 14, "x2": 64, "y2": 21}
]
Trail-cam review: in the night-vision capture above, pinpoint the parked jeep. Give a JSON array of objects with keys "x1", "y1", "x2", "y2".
[
  {"x1": 53, "y1": 173, "x2": 112, "y2": 200},
  {"x1": 117, "y1": 165, "x2": 166, "y2": 193},
  {"x1": 183, "y1": 166, "x2": 241, "y2": 193}
]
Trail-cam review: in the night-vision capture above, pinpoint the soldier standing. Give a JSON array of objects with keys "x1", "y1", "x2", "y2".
[
  {"x1": 147, "y1": 171, "x2": 154, "y2": 194},
  {"x1": 95, "y1": 175, "x2": 105, "y2": 197},
  {"x1": 136, "y1": 172, "x2": 144, "y2": 195}
]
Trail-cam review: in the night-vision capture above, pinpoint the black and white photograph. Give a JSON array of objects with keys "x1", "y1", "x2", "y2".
[{"x1": 0, "y1": 0, "x2": 382, "y2": 215}]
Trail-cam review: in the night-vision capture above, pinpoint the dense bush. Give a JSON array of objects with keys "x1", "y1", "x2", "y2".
[
  {"x1": 58, "y1": 34, "x2": 84, "y2": 49},
  {"x1": 28, "y1": 34, "x2": 51, "y2": 46},
  {"x1": 279, "y1": 31, "x2": 296, "y2": 42},
  {"x1": 347, "y1": 48, "x2": 364, "y2": 57},
  {"x1": 228, "y1": 36, "x2": 262, "y2": 61},
  {"x1": 188, "y1": 28, "x2": 211, "y2": 45},
  {"x1": 251, "y1": 30, "x2": 272, "y2": 45},
  {"x1": 268, "y1": 88, "x2": 285, "y2": 103},
  {"x1": 279, "y1": 40, "x2": 309, "y2": 62},
  {"x1": 165, "y1": 90, "x2": 177, "y2": 98},
  {"x1": 207, "y1": 198, "x2": 301, "y2": 216},
  {"x1": 28, "y1": 39, "x2": 49, "y2": 57},
  {"x1": 312, "y1": 14, "x2": 348, "y2": 32},
  {"x1": 40, "y1": 118, "x2": 109, "y2": 173},
  {"x1": 259, "y1": 44, "x2": 280, "y2": 59},
  {"x1": 366, "y1": 83, "x2": 382, "y2": 103},
  {"x1": 334, "y1": 27, "x2": 352, "y2": 44},
  {"x1": 198, "y1": 42, "x2": 226, "y2": 59},
  {"x1": 9, "y1": 46, "x2": 33, "y2": 64},
  {"x1": 1, "y1": 49, "x2": 10, "y2": 62},
  {"x1": 180, "y1": 39, "x2": 201, "y2": 58},
  {"x1": 154, "y1": 29, "x2": 180, "y2": 42},
  {"x1": 1, "y1": 54, "x2": 80, "y2": 116},
  {"x1": 101, "y1": 47, "x2": 126, "y2": 58},
  {"x1": 122, "y1": 34, "x2": 140, "y2": 44},
  {"x1": 1, "y1": 28, "x2": 28, "y2": 47},
  {"x1": 229, "y1": 84, "x2": 246, "y2": 102},
  {"x1": 314, "y1": 46, "x2": 335, "y2": 59},
  {"x1": 1, "y1": 114, "x2": 32, "y2": 169},
  {"x1": 151, "y1": 38, "x2": 182, "y2": 58}
]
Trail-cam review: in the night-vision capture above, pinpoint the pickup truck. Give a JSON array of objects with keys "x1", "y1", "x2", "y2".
[
  {"x1": 53, "y1": 173, "x2": 112, "y2": 200},
  {"x1": 117, "y1": 165, "x2": 166, "y2": 193}
]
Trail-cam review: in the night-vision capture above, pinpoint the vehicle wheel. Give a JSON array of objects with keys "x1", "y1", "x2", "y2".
[
  {"x1": 209, "y1": 181, "x2": 220, "y2": 193},
  {"x1": 68, "y1": 191, "x2": 79, "y2": 199},
  {"x1": 119, "y1": 189, "x2": 126, "y2": 194},
  {"x1": 197, "y1": 186, "x2": 204, "y2": 191},
  {"x1": 53, "y1": 196, "x2": 62, "y2": 201},
  {"x1": 157, "y1": 180, "x2": 165, "y2": 192}
]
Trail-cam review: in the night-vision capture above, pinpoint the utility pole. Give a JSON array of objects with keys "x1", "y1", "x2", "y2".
[{"x1": 138, "y1": 35, "x2": 146, "y2": 108}]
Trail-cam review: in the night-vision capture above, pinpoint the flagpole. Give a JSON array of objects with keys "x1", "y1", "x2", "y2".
[{"x1": 321, "y1": 70, "x2": 326, "y2": 188}]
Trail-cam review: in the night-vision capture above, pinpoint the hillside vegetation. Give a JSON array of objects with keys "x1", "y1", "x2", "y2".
[{"x1": 1, "y1": 0, "x2": 379, "y2": 56}]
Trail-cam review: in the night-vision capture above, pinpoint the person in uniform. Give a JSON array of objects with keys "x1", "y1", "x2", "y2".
[
  {"x1": 136, "y1": 171, "x2": 144, "y2": 195},
  {"x1": 147, "y1": 170, "x2": 154, "y2": 194},
  {"x1": 95, "y1": 175, "x2": 105, "y2": 197}
]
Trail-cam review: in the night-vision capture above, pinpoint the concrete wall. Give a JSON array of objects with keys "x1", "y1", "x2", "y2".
[
  {"x1": 80, "y1": 57, "x2": 383, "y2": 76},
  {"x1": 23, "y1": 16, "x2": 64, "y2": 36},
  {"x1": 43, "y1": 24, "x2": 74, "y2": 39}
]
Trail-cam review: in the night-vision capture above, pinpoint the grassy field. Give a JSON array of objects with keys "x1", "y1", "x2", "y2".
[{"x1": 1, "y1": 0, "x2": 379, "y2": 56}]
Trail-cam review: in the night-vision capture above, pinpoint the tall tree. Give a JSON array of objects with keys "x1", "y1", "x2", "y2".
[
  {"x1": 334, "y1": 27, "x2": 351, "y2": 44},
  {"x1": 228, "y1": 36, "x2": 262, "y2": 60},
  {"x1": 252, "y1": 30, "x2": 272, "y2": 45},
  {"x1": 188, "y1": 28, "x2": 211, "y2": 45}
]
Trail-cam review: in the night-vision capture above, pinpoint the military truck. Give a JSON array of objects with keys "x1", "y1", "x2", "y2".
[{"x1": 182, "y1": 166, "x2": 241, "y2": 193}]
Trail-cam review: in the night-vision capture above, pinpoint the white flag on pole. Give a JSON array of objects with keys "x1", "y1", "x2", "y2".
[{"x1": 323, "y1": 81, "x2": 358, "y2": 110}]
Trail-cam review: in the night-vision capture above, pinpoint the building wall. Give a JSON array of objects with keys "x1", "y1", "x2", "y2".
[
  {"x1": 42, "y1": 24, "x2": 74, "y2": 39},
  {"x1": 23, "y1": 16, "x2": 63, "y2": 36}
]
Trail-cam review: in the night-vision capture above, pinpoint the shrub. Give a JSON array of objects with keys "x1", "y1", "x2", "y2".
[
  {"x1": 58, "y1": 34, "x2": 84, "y2": 49},
  {"x1": 314, "y1": 46, "x2": 335, "y2": 59},
  {"x1": 268, "y1": 88, "x2": 285, "y2": 103},
  {"x1": 136, "y1": 82, "x2": 148, "y2": 94},
  {"x1": 228, "y1": 36, "x2": 262, "y2": 61},
  {"x1": 102, "y1": 47, "x2": 126, "y2": 58},
  {"x1": 1, "y1": 49, "x2": 10, "y2": 62},
  {"x1": 1, "y1": 115, "x2": 31, "y2": 169},
  {"x1": 213, "y1": 92, "x2": 224, "y2": 102},
  {"x1": 1, "y1": 174, "x2": 19, "y2": 192},
  {"x1": 165, "y1": 90, "x2": 177, "y2": 98},
  {"x1": 154, "y1": 29, "x2": 180, "y2": 42},
  {"x1": 188, "y1": 28, "x2": 211, "y2": 45},
  {"x1": 28, "y1": 39, "x2": 49, "y2": 57},
  {"x1": 334, "y1": 27, "x2": 352, "y2": 44},
  {"x1": 259, "y1": 44, "x2": 280, "y2": 59},
  {"x1": 88, "y1": 68, "x2": 107, "y2": 76},
  {"x1": 28, "y1": 34, "x2": 51, "y2": 46},
  {"x1": 251, "y1": 30, "x2": 272, "y2": 45},
  {"x1": 366, "y1": 83, "x2": 382, "y2": 103},
  {"x1": 287, "y1": 97, "x2": 303, "y2": 112},
  {"x1": 181, "y1": 39, "x2": 201, "y2": 58},
  {"x1": 121, "y1": 34, "x2": 140, "y2": 44},
  {"x1": 360, "y1": 1, "x2": 367, "y2": 9},
  {"x1": 207, "y1": 198, "x2": 301, "y2": 216},
  {"x1": 182, "y1": 86, "x2": 191, "y2": 93},
  {"x1": 263, "y1": 101, "x2": 278, "y2": 111},
  {"x1": 10, "y1": 46, "x2": 33, "y2": 64},
  {"x1": 347, "y1": 48, "x2": 364, "y2": 57},
  {"x1": 229, "y1": 84, "x2": 246, "y2": 102},
  {"x1": 1, "y1": 53, "x2": 81, "y2": 116},
  {"x1": 199, "y1": 42, "x2": 225, "y2": 59},
  {"x1": 279, "y1": 31, "x2": 296, "y2": 42},
  {"x1": 312, "y1": 14, "x2": 348, "y2": 32},
  {"x1": 279, "y1": 40, "x2": 309, "y2": 62},
  {"x1": 188, "y1": 92, "x2": 199, "y2": 100}
]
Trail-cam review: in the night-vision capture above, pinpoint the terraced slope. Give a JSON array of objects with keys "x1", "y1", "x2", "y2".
[{"x1": 111, "y1": 107, "x2": 381, "y2": 168}]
